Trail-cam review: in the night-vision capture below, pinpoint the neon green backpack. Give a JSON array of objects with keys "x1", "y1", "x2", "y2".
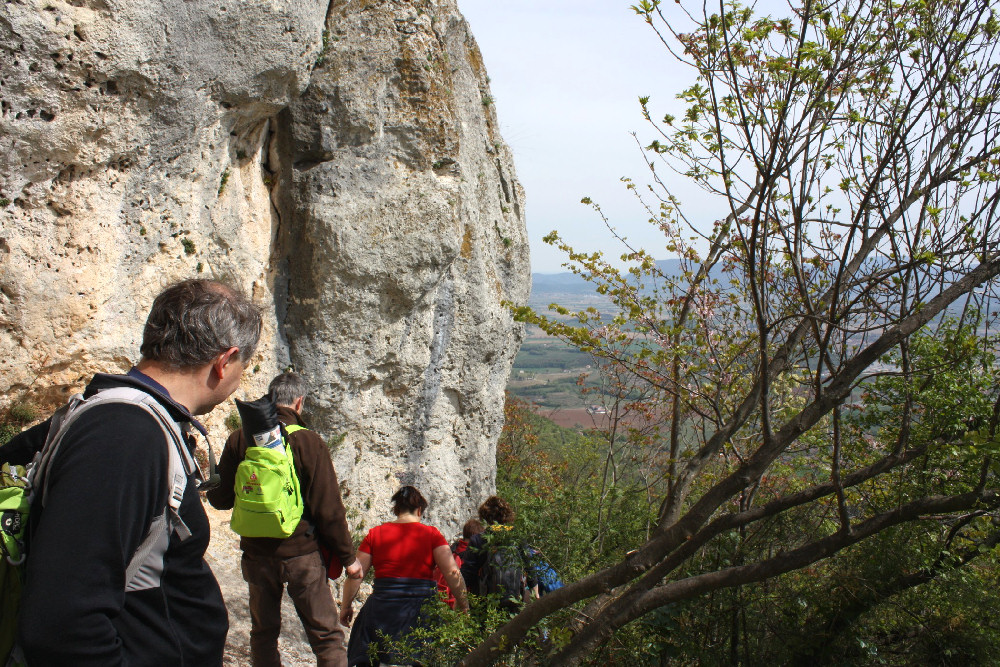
[
  {"x1": 230, "y1": 425, "x2": 304, "y2": 538},
  {"x1": 1, "y1": 463, "x2": 29, "y2": 666}
]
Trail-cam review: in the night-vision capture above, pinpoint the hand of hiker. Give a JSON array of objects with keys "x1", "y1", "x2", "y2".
[
  {"x1": 345, "y1": 560, "x2": 363, "y2": 579},
  {"x1": 339, "y1": 605, "x2": 354, "y2": 627}
]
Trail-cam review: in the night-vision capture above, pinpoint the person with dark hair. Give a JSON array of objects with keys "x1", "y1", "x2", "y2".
[
  {"x1": 3, "y1": 278, "x2": 262, "y2": 666},
  {"x1": 463, "y1": 517, "x2": 485, "y2": 539},
  {"x1": 477, "y1": 495, "x2": 515, "y2": 525},
  {"x1": 457, "y1": 517, "x2": 484, "y2": 557},
  {"x1": 434, "y1": 517, "x2": 484, "y2": 609},
  {"x1": 460, "y1": 495, "x2": 535, "y2": 609},
  {"x1": 460, "y1": 495, "x2": 513, "y2": 593},
  {"x1": 340, "y1": 486, "x2": 468, "y2": 666},
  {"x1": 207, "y1": 372, "x2": 361, "y2": 667}
]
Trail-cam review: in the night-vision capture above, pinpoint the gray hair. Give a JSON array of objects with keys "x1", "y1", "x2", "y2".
[
  {"x1": 268, "y1": 372, "x2": 308, "y2": 407},
  {"x1": 140, "y1": 279, "x2": 262, "y2": 369}
]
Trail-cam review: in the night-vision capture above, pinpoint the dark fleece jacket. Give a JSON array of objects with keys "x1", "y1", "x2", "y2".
[
  {"x1": 207, "y1": 406, "x2": 356, "y2": 566},
  {"x1": 2, "y1": 373, "x2": 228, "y2": 667}
]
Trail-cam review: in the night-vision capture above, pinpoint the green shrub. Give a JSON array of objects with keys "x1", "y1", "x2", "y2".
[
  {"x1": 218, "y1": 168, "x2": 230, "y2": 195},
  {"x1": 1, "y1": 403, "x2": 37, "y2": 447},
  {"x1": 0, "y1": 423, "x2": 19, "y2": 448},
  {"x1": 368, "y1": 595, "x2": 524, "y2": 666},
  {"x1": 6, "y1": 404, "x2": 36, "y2": 425},
  {"x1": 224, "y1": 411, "x2": 241, "y2": 431}
]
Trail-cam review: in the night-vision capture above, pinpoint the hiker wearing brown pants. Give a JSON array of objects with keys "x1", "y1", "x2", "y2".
[
  {"x1": 209, "y1": 373, "x2": 362, "y2": 667},
  {"x1": 242, "y1": 551, "x2": 345, "y2": 666}
]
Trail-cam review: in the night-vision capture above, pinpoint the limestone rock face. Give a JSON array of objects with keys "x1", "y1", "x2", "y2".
[
  {"x1": 274, "y1": 2, "x2": 528, "y2": 536},
  {"x1": 1, "y1": 0, "x2": 528, "y2": 659},
  {"x1": 0, "y1": 0, "x2": 333, "y2": 408}
]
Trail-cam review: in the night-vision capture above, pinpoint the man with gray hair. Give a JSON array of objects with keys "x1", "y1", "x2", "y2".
[
  {"x1": 4, "y1": 278, "x2": 263, "y2": 665},
  {"x1": 209, "y1": 372, "x2": 361, "y2": 667}
]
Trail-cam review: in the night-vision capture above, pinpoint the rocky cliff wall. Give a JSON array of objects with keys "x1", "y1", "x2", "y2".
[
  {"x1": 0, "y1": 0, "x2": 528, "y2": 537},
  {"x1": 275, "y1": 1, "x2": 528, "y2": 533}
]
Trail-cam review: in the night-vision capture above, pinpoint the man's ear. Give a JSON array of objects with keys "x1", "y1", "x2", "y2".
[{"x1": 212, "y1": 346, "x2": 241, "y2": 378}]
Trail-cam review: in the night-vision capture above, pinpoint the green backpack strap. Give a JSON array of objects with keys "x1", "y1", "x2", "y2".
[{"x1": 284, "y1": 424, "x2": 306, "y2": 435}]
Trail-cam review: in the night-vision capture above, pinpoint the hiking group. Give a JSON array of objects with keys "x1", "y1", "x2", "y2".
[{"x1": 0, "y1": 278, "x2": 560, "y2": 667}]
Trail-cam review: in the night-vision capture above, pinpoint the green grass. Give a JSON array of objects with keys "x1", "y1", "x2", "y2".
[{"x1": 508, "y1": 325, "x2": 601, "y2": 408}]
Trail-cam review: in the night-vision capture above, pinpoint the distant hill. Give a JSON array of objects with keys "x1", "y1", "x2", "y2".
[
  {"x1": 530, "y1": 271, "x2": 597, "y2": 297},
  {"x1": 530, "y1": 259, "x2": 684, "y2": 305},
  {"x1": 529, "y1": 257, "x2": 969, "y2": 327}
]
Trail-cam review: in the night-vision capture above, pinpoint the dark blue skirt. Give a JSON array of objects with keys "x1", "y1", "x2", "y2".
[{"x1": 347, "y1": 577, "x2": 438, "y2": 667}]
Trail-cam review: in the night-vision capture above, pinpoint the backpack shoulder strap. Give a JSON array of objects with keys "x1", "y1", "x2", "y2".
[
  {"x1": 122, "y1": 407, "x2": 194, "y2": 591},
  {"x1": 85, "y1": 389, "x2": 198, "y2": 590},
  {"x1": 32, "y1": 389, "x2": 197, "y2": 500},
  {"x1": 28, "y1": 386, "x2": 197, "y2": 591},
  {"x1": 26, "y1": 393, "x2": 88, "y2": 505},
  {"x1": 280, "y1": 424, "x2": 307, "y2": 461}
]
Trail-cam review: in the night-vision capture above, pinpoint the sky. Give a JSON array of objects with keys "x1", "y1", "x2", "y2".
[{"x1": 459, "y1": 1, "x2": 695, "y2": 274}]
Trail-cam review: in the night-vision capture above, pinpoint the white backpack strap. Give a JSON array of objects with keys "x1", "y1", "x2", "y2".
[
  {"x1": 123, "y1": 416, "x2": 194, "y2": 591},
  {"x1": 85, "y1": 388, "x2": 197, "y2": 591},
  {"x1": 28, "y1": 386, "x2": 198, "y2": 592},
  {"x1": 25, "y1": 393, "x2": 88, "y2": 507}
]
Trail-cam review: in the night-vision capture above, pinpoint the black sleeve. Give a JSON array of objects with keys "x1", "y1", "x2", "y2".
[
  {"x1": 522, "y1": 545, "x2": 538, "y2": 588},
  {"x1": 205, "y1": 430, "x2": 241, "y2": 510},
  {"x1": 0, "y1": 419, "x2": 51, "y2": 466},
  {"x1": 17, "y1": 404, "x2": 167, "y2": 667},
  {"x1": 460, "y1": 533, "x2": 487, "y2": 594}
]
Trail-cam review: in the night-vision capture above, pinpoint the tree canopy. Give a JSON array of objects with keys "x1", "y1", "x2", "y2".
[{"x1": 465, "y1": 0, "x2": 1000, "y2": 663}]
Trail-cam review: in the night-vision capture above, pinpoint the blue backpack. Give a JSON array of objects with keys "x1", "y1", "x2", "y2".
[{"x1": 528, "y1": 548, "x2": 563, "y2": 595}]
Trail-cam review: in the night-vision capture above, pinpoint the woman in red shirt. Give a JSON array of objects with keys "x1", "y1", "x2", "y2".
[{"x1": 340, "y1": 486, "x2": 468, "y2": 666}]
